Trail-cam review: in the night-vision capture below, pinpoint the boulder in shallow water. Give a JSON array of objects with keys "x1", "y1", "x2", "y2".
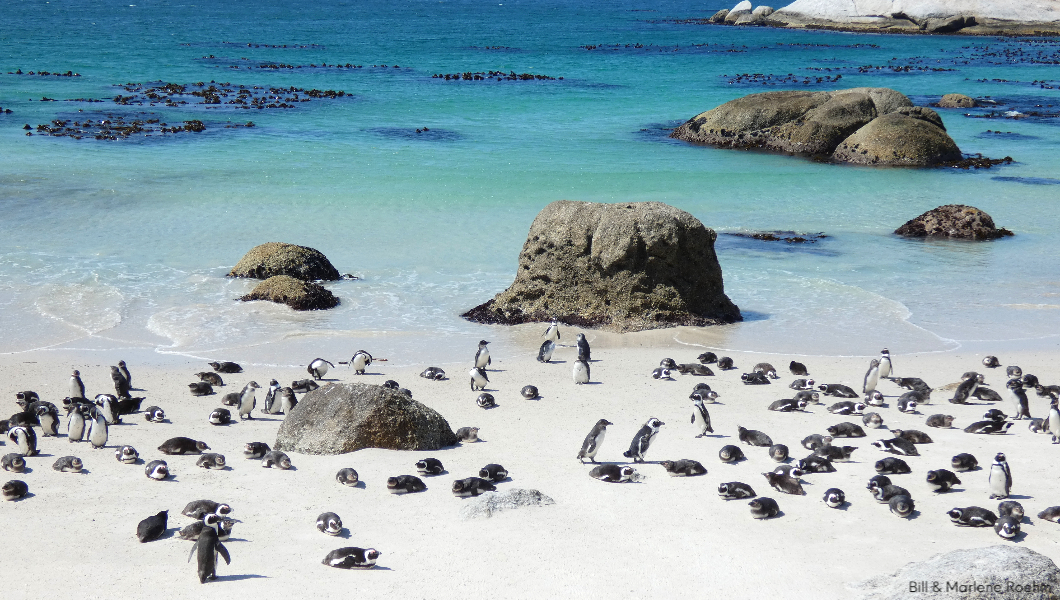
[
  {"x1": 460, "y1": 489, "x2": 556, "y2": 519},
  {"x1": 937, "y1": 93, "x2": 977, "y2": 108},
  {"x1": 831, "y1": 112, "x2": 962, "y2": 166},
  {"x1": 228, "y1": 242, "x2": 341, "y2": 281},
  {"x1": 725, "y1": 0, "x2": 753, "y2": 23},
  {"x1": 894, "y1": 204, "x2": 1013, "y2": 240},
  {"x1": 849, "y1": 545, "x2": 1060, "y2": 599},
  {"x1": 462, "y1": 200, "x2": 741, "y2": 332},
  {"x1": 672, "y1": 87, "x2": 962, "y2": 166},
  {"x1": 239, "y1": 275, "x2": 340, "y2": 310},
  {"x1": 275, "y1": 383, "x2": 458, "y2": 454},
  {"x1": 709, "y1": 9, "x2": 729, "y2": 22}
]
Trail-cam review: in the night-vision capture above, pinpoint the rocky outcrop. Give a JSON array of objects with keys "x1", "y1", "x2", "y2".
[
  {"x1": 460, "y1": 489, "x2": 556, "y2": 519},
  {"x1": 725, "y1": 1, "x2": 753, "y2": 23},
  {"x1": 894, "y1": 204, "x2": 1013, "y2": 240},
  {"x1": 850, "y1": 545, "x2": 1060, "y2": 599},
  {"x1": 275, "y1": 383, "x2": 459, "y2": 455},
  {"x1": 764, "y1": 0, "x2": 1060, "y2": 35},
  {"x1": 831, "y1": 111, "x2": 962, "y2": 166},
  {"x1": 228, "y1": 242, "x2": 341, "y2": 281},
  {"x1": 937, "y1": 93, "x2": 977, "y2": 108},
  {"x1": 239, "y1": 275, "x2": 340, "y2": 311},
  {"x1": 462, "y1": 201, "x2": 741, "y2": 332},
  {"x1": 672, "y1": 88, "x2": 962, "y2": 167}
]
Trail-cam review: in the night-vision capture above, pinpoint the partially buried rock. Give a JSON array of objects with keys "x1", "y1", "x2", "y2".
[
  {"x1": 850, "y1": 545, "x2": 1060, "y2": 599},
  {"x1": 228, "y1": 242, "x2": 340, "y2": 281},
  {"x1": 460, "y1": 488, "x2": 555, "y2": 519},
  {"x1": 895, "y1": 205, "x2": 1013, "y2": 241},
  {"x1": 240, "y1": 275, "x2": 339, "y2": 311},
  {"x1": 462, "y1": 201, "x2": 741, "y2": 332},
  {"x1": 937, "y1": 94, "x2": 977, "y2": 109},
  {"x1": 672, "y1": 88, "x2": 964, "y2": 167},
  {"x1": 274, "y1": 383, "x2": 458, "y2": 455}
]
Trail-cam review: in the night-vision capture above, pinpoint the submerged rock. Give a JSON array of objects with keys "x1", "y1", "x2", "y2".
[
  {"x1": 937, "y1": 93, "x2": 977, "y2": 108},
  {"x1": 460, "y1": 489, "x2": 556, "y2": 519},
  {"x1": 671, "y1": 88, "x2": 964, "y2": 167},
  {"x1": 228, "y1": 242, "x2": 341, "y2": 281},
  {"x1": 850, "y1": 545, "x2": 1060, "y2": 599},
  {"x1": 894, "y1": 204, "x2": 1013, "y2": 240},
  {"x1": 239, "y1": 275, "x2": 340, "y2": 310},
  {"x1": 462, "y1": 200, "x2": 741, "y2": 332},
  {"x1": 275, "y1": 383, "x2": 458, "y2": 454}
]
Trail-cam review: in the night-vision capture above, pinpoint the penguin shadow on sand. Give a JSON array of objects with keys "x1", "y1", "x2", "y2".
[
  {"x1": 214, "y1": 574, "x2": 272, "y2": 582},
  {"x1": 8, "y1": 492, "x2": 35, "y2": 502},
  {"x1": 242, "y1": 416, "x2": 284, "y2": 423},
  {"x1": 901, "y1": 510, "x2": 922, "y2": 521}
]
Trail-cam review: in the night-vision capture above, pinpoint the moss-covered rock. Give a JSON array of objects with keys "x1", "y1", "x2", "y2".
[
  {"x1": 239, "y1": 275, "x2": 339, "y2": 310},
  {"x1": 895, "y1": 204, "x2": 1013, "y2": 240},
  {"x1": 228, "y1": 242, "x2": 340, "y2": 281}
]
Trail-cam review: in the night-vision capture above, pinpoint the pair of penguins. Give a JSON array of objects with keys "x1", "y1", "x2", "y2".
[
  {"x1": 577, "y1": 416, "x2": 665, "y2": 465},
  {"x1": 536, "y1": 320, "x2": 592, "y2": 384}
]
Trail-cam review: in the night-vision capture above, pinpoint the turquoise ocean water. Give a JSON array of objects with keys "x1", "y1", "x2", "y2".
[{"x1": 1, "y1": 0, "x2": 1059, "y2": 365}]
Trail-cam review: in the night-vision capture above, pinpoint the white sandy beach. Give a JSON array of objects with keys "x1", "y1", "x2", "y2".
[{"x1": 2, "y1": 326, "x2": 1059, "y2": 599}]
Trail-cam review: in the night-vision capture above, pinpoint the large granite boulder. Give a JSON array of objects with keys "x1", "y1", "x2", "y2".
[
  {"x1": 895, "y1": 204, "x2": 1013, "y2": 240},
  {"x1": 831, "y1": 111, "x2": 961, "y2": 166},
  {"x1": 764, "y1": 0, "x2": 1060, "y2": 35},
  {"x1": 462, "y1": 201, "x2": 741, "y2": 332},
  {"x1": 672, "y1": 87, "x2": 962, "y2": 167},
  {"x1": 228, "y1": 242, "x2": 341, "y2": 281},
  {"x1": 850, "y1": 545, "x2": 1060, "y2": 599},
  {"x1": 239, "y1": 275, "x2": 340, "y2": 310},
  {"x1": 725, "y1": 0, "x2": 753, "y2": 23},
  {"x1": 709, "y1": 9, "x2": 729, "y2": 23},
  {"x1": 937, "y1": 93, "x2": 977, "y2": 108},
  {"x1": 275, "y1": 383, "x2": 459, "y2": 454}
]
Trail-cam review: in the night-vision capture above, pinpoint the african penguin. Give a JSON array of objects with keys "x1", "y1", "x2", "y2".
[
  {"x1": 577, "y1": 419, "x2": 612, "y2": 463},
  {"x1": 622, "y1": 418, "x2": 664, "y2": 463}
]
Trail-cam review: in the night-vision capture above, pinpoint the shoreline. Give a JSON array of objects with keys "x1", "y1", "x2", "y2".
[{"x1": 3, "y1": 333, "x2": 1060, "y2": 598}]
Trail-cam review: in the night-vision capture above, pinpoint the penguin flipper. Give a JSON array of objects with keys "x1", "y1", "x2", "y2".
[
  {"x1": 217, "y1": 543, "x2": 231, "y2": 565},
  {"x1": 691, "y1": 414, "x2": 695, "y2": 424},
  {"x1": 188, "y1": 539, "x2": 200, "y2": 563}
]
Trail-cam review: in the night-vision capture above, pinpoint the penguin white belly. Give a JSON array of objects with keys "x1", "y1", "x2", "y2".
[
  {"x1": 585, "y1": 430, "x2": 605, "y2": 460},
  {"x1": 864, "y1": 368, "x2": 880, "y2": 393},
  {"x1": 89, "y1": 417, "x2": 108, "y2": 448},
  {"x1": 878, "y1": 358, "x2": 891, "y2": 379},
  {"x1": 476, "y1": 349, "x2": 490, "y2": 369}
]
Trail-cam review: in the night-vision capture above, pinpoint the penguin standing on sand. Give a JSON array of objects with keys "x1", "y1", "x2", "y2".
[
  {"x1": 537, "y1": 340, "x2": 555, "y2": 363},
  {"x1": 67, "y1": 405, "x2": 87, "y2": 442},
  {"x1": 577, "y1": 419, "x2": 611, "y2": 463},
  {"x1": 544, "y1": 318, "x2": 560, "y2": 343},
  {"x1": 8, "y1": 427, "x2": 37, "y2": 456},
  {"x1": 1007, "y1": 379, "x2": 1031, "y2": 420},
  {"x1": 863, "y1": 359, "x2": 880, "y2": 394},
  {"x1": 238, "y1": 382, "x2": 260, "y2": 420},
  {"x1": 692, "y1": 398, "x2": 714, "y2": 437},
  {"x1": 878, "y1": 348, "x2": 893, "y2": 378},
  {"x1": 573, "y1": 359, "x2": 590, "y2": 384},
  {"x1": 279, "y1": 387, "x2": 297, "y2": 414},
  {"x1": 989, "y1": 453, "x2": 1012, "y2": 499},
  {"x1": 262, "y1": 380, "x2": 281, "y2": 414},
  {"x1": 470, "y1": 367, "x2": 489, "y2": 391},
  {"x1": 111, "y1": 366, "x2": 131, "y2": 398},
  {"x1": 118, "y1": 360, "x2": 132, "y2": 388},
  {"x1": 70, "y1": 370, "x2": 86, "y2": 399},
  {"x1": 623, "y1": 418, "x2": 664, "y2": 463},
  {"x1": 308, "y1": 358, "x2": 334, "y2": 380},
  {"x1": 189, "y1": 513, "x2": 231, "y2": 583},
  {"x1": 576, "y1": 334, "x2": 591, "y2": 361},
  {"x1": 88, "y1": 407, "x2": 109, "y2": 449},
  {"x1": 348, "y1": 350, "x2": 373, "y2": 374},
  {"x1": 1047, "y1": 398, "x2": 1060, "y2": 444},
  {"x1": 474, "y1": 340, "x2": 491, "y2": 369}
]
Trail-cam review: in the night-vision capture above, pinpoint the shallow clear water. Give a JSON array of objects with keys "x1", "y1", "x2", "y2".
[{"x1": 2, "y1": 0, "x2": 1059, "y2": 364}]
